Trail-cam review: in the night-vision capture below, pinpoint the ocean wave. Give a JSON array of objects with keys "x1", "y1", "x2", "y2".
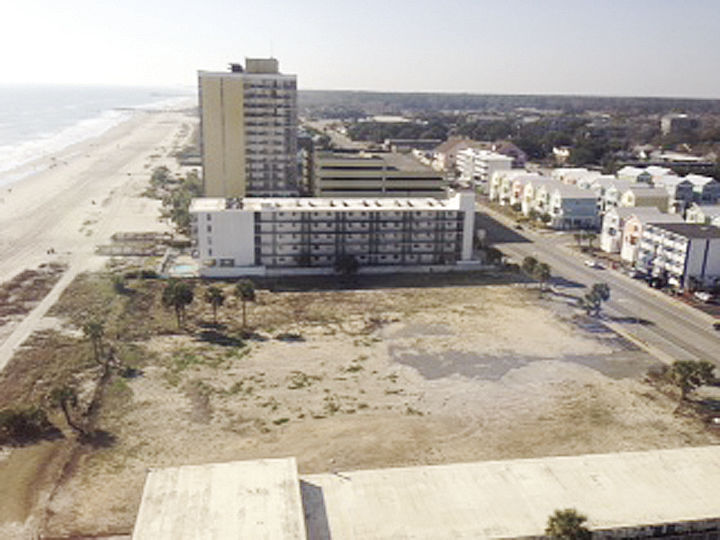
[
  {"x1": 0, "y1": 108, "x2": 132, "y2": 179},
  {"x1": 0, "y1": 92, "x2": 194, "y2": 188}
]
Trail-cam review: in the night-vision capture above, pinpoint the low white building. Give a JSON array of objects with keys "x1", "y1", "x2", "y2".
[
  {"x1": 637, "y1": 222, "x2": 720, "y2": 288},
  {"x1": 457, "y1": 148, "x2": 513, "y2": 193},
  {"x1": 190, "y1": 193, "x2": 477, "y2": 277}
]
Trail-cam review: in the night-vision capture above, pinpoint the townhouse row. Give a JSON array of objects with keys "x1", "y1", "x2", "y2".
[
  {"x1": 489, "y1": 171, "x2": 599, "y2": 230},
  {"x1": 490, "y1": 166, "x2": 720, "y2": 231}
]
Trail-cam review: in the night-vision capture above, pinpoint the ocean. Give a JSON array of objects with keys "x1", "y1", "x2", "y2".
[{"x1": 0, "y1": 85, "x2": 194, "y2": 187}]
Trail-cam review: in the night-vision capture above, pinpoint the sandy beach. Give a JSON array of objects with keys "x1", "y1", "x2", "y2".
[{"x1": 0, "y1": 104, "x2": 197, "y2": 369}]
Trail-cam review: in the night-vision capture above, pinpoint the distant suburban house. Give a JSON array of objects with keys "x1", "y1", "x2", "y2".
[
  {"x1": 620, "y1": 210, "x2": 683, "y2": 264},
  {"x1": 492, "y1": 140, "x2": 527, "y2": 168},
  {"x1": 620, "y1": 186, "x2": 670, "y2": 213},
  {"x1": 616, "y1": 165, "x2": 652, "y2": 184},
  {"x1": 686, "y1": 203, "x2": 720, "y2": 227},
  {"x1": 551, "y1": 167, "x2": 599, "y2": 185},
  {"x1": 637, "y1": 223, "x2": 720, "y2": 288}
]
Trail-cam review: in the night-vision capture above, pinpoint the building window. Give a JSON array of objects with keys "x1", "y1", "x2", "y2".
[
  {"x1": 206, "y1": 213, "x2": 212, "y2": 220},
  {"x1": 208, "y1": 248, "x2": 212, "y2": 256},
  {"x1": 219, "y1": 258, "x2": 234, "y2": 267},
  {"x1": 207, "y1": 225, "x2": 212, "y2": 232}
]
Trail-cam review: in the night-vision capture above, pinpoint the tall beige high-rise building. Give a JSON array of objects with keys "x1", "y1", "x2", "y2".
[{"x1": 198, "y1": 58, "x2": 298, "y2": 197}]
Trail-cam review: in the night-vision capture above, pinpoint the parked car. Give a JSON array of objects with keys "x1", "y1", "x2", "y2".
[
  {"x1": 713, "y1": 322, "x2": 720, "y2": 332},
  {"x1": 694, "y1": 291, "x2": 712, "y2": 303},
  {"x1": 584, "y1": 259, "x2": 604, "y2": 269}
]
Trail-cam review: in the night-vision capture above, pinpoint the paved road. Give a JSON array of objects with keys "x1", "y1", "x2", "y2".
[
  {"x1": 303, "y1": 120, "x2": 368, "y2": 151},
  {"x1": 479, "y1": 203, "x2": 720, "y2": 366}
]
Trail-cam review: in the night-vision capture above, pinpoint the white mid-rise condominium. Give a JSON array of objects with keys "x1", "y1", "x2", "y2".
[
  {"x1": 198, "y1": 58, "x2": 298, "y2": 198},
  {"x1": 190, "y1": 192, "x2": 477, "y2": 277}
]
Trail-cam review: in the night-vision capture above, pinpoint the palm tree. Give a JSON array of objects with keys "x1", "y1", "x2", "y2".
[
  {"x1": 50, "y1": 385, "x2": 86, "y2": 436},
  {"x1": 204, "y1": 286, "x2": 225, "y2": 325},
  {"x1": 82, "y1": 320, "x2": 104, "y2": 365},
  {"x1": 162, "y1": 279, "x2": 194, "y2": 328},
  {"x1": 581, "y1": 282, "x2": 610, "y2": 317},
  {"x1": 668, "y1": 359, "x2": 715, "y2": 401},
  {"x1": 521, "y1": 256, "x2": 538, "y2": 276},
  {"x1": 585, "y1": 232, "x2": 597, "y2": 251},
  {"x1": 234, "y1": 279, "x2": 256, "y2": 329},
  {"x1": 573, "y1": 232, "x2": 584, "y2": 248},
  {"x1": 545, "y1": 508, "x2": 591, "y2": 539},
  {"x1": 534, "y1": 262, "x2": 551, "y2": 293}
]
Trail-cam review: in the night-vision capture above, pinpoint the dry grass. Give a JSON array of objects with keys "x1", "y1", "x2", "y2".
[{"x1": 1, "y1": 275, "x2": 718, "y2": 537}]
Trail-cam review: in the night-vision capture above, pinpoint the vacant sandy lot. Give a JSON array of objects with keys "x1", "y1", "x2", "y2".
[{"x1": 5, "y1": 281, "x2": 711, "y2": 538}]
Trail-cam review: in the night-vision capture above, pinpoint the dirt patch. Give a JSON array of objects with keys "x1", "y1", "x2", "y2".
[{"x1": 1, "y1": 278, "x2": 718, "y2": 537}]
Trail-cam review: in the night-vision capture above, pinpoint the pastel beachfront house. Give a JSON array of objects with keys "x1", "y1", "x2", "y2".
[
  {"x1": 620, "y1": 186, "x2": 670, "y2": 213},
  {"x1": 547, "y1": 184, "x2": 599, "y2": 230},
  {"x1": 522, "y1": 178, "x2": 558, "y2": 216},
  {"x1": 653, "y1": 175, "x2": 695, "y2": 214},
  {"x1": 686, "y1": 174, "x2": 720, "y2": 204}
]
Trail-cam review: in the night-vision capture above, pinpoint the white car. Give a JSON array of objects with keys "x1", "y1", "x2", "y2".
[{"x1": 584, "y1": 259, "x2": 604, "y2": 269}]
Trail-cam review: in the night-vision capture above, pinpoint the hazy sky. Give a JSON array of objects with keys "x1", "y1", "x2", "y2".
[{"x1": 4, "y1": 0, "x2": 720, "y2": 98}]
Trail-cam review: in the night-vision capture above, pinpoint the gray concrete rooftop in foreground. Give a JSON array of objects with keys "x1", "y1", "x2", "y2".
[
  {"x1": 133, "y1": 446, "x2": 720, "y2": 539},
  {"x1": 132, "y1": 457, "x2": 306, "y2": 540}
]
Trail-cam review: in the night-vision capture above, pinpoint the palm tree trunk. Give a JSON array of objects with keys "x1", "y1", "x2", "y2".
[
  {"x1": 60, "y1": 401, "x2": 85, "y2": 435},
  {"x1": 242, "y1": 300, "x2": 247, "y2": 328}
]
